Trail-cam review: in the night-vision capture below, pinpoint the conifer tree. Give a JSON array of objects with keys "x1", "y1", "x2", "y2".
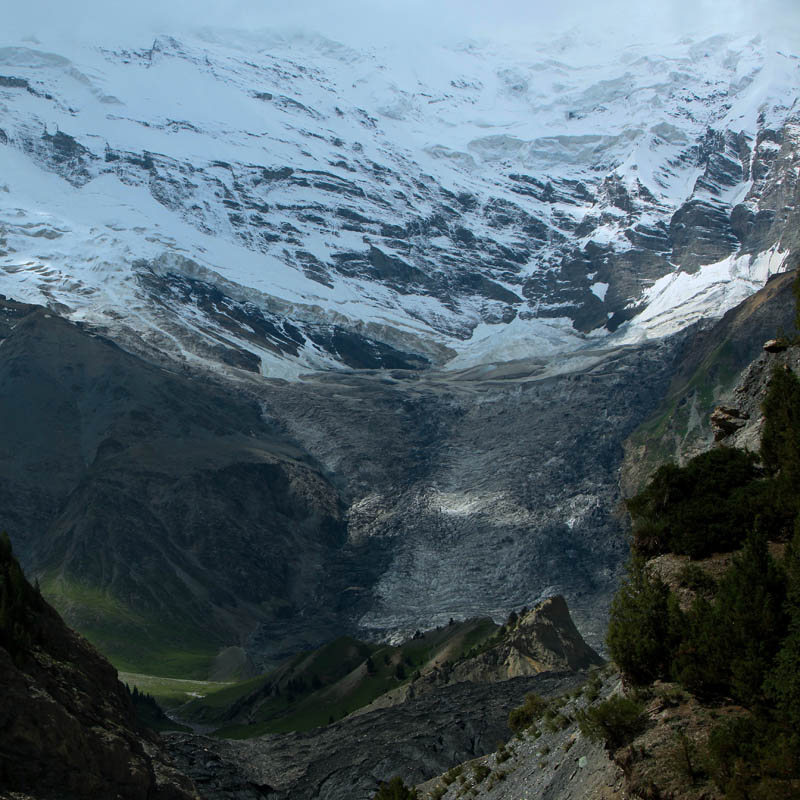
[
  {"x1": 765, "y1": 519, "x2": 800, "y2": 726},
  {"x1": 373, "y1": 776, "x2": 418, "y2": 800},
  {"x1": 607, "y1": 557, "x2": 680, "y2": 684}
]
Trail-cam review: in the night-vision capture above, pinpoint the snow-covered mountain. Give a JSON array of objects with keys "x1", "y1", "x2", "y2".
[
  {"x1": 1, "y1": 29, "x2": 798, "y2": 376},
  {"x1": 3, "y1": 25, "x2": 800, "y2": 668}
]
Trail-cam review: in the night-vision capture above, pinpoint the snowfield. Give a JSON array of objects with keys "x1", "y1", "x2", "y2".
[{"x1": 1, "y1": 28, "x2": 798, "y2": 374}]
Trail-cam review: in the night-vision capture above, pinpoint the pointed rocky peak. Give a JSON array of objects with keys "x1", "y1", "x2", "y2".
[{"x1": 503, "y1": 594, "x2": 605, "y2": 674}]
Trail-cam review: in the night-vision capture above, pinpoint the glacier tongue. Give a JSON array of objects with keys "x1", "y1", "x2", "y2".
[
  {"x1": 0, "y1": 28, "x2": 798, "y2": 374},
  {"x1": 618, "y1": 246, "x2": 790, "y2": 343}
]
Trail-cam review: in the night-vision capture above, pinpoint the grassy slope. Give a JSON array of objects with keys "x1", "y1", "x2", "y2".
[
  {"x1": 36, "y1": 573, "x2": 497, "y2": 737},
  {"x1": 178, "y1": 618, "x2": 499, "y2": 738},
  {"x1": 40, "y1": 575, "x2": 219, "y2": 679},
  {"x1": 119, "y1": 672, "x2": 235, "y2": 710}
]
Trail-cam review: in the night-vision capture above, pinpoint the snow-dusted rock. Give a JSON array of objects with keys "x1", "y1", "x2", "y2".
[{"x1": 0, "y1": 30, "x2": 798, "y2": 375}]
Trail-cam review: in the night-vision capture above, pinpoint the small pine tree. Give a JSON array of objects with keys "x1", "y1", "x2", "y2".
[
  {"x1": 626, "y1": 448, "x2": 759, "y2": 557},
  {"x1": 672, "y1": 595, "x2": 729, "y2": 698},
  {"x1": 721, "y1": 527, "x2": 786, "y2": 705},
  {"x1": 508, "y1": 692, "x2": 547, "y2": 732},
  {"x1": 673, "y1": 527, "x2": 786, "y2": 703},
  {"x1": 606, "y1": 558, "x2": 680, "y2": 684},
  {"x1": 793, "y1": 270, "x2": 800, "y2": 336},
  {"x1": 373, "y1": 776, "x2": 418, "y2": 800},
  {"x1": 765, "y1": 519, "x2": 800, "y2": 726},
  {"x1": 576, "y1": 695, "x2": 646, "y2": 750},
  {"x1": 761, "y1": 367, "x2": 800, "y2": 533},
  {"x1": 0, "y1": 531, "x2": 12, "y2": 562}
]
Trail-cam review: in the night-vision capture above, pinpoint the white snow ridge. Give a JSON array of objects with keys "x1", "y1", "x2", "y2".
[{"x1": 0, "y1": 28, "x2": 798, "y2": 375}]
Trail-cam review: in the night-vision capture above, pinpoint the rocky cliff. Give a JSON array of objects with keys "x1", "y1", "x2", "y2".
[
  {"x1": 621, "y1": 269, "x2": 799, "y2": 495},
  {"x1": 0, "y1": 535, "x2": 197, "y2": 800},
  {"x1": 355, "y1": 596, "x2": 604, "y2": 715}
]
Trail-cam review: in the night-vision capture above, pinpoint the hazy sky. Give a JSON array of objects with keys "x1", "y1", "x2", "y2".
[{"x1": 6, "y1": 0, "x2": 800, "y2": 50}]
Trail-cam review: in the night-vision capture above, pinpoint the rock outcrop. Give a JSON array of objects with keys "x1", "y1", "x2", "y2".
[
  {"x1": 713, "y1": 338, "x2": 800, "y2": 454},
  {"x1": 355, "y1": 596, "x2": 603, "y2": 715},
  {"x1": 416, "y1": 671, "x2": 624, "y2": 800},
  {"x1": 494, "y1": 595, "x2": 605, "y2": 675},
  {"x1": 710, "y1": 405, "x2": 750, "y2": 441}
]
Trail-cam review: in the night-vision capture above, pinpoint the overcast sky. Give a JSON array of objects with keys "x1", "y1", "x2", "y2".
[{"x1": 6, "y1": 0, "x2": 800, "y2": 51}]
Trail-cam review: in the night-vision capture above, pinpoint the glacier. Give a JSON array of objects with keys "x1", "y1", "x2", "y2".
[{"x1": 1, "y1": 28, "x2": 798, "y2": 377}]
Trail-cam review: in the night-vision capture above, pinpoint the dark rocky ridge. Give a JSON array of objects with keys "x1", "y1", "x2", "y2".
[
  {"x1": 186, "y1": 594, "x2": 602, "y2": 737},
  {"x1": 351, "y1": 595, "x2": 604, "y2": 716},
  {"x1": 136, "y1": 269, "x2": 432, "y2": 373},
  {"x1": 0, "y1": 538, "x2": 197, "y2": 800},
  {"x1": 0, "y1": 297, "x2": 352, "y2": 673}
]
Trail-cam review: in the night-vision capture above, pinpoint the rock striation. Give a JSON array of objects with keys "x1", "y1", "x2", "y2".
[
  {"x1": 1, "y1": 33, "x2": 798, "y2": 375},
  {"x1": 493, "y1": 595, "x2": 605, "y2": 675}
]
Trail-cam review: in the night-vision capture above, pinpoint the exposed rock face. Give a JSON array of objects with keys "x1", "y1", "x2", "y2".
[
  {"x1": 621, "y1": 270, "x2": 799, "y2": 496},
  {"x1": 165, "y1": 671, "x2": 587, "y2": 800},
  {"x1": 712, "y1": 337, "x2": 800, "y2": 454},
  {"x1": 417, "y1": 672, "x2": 624, "y2": 800},
  {"x1": 0, "y1": 298, "x2": 349, "y2": 673},
  {"x1": 710, "y1": 405, "x2": 749, "y2": 441},
  {"x1": 454, "y1": 595, "x2": 604, "y2": 682},
  {"x1": 669, "y1": 199, "x2": 739, "y2": 272},
  {"x1": 497, "y1": 595, "x2": 605, "y2": 674},
  {"x1": 0, "y1": 540, "x2": 197, "y2": 800},
  {"x1": 354, "y1": 596, "x2": 603, "y2": 715}
]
